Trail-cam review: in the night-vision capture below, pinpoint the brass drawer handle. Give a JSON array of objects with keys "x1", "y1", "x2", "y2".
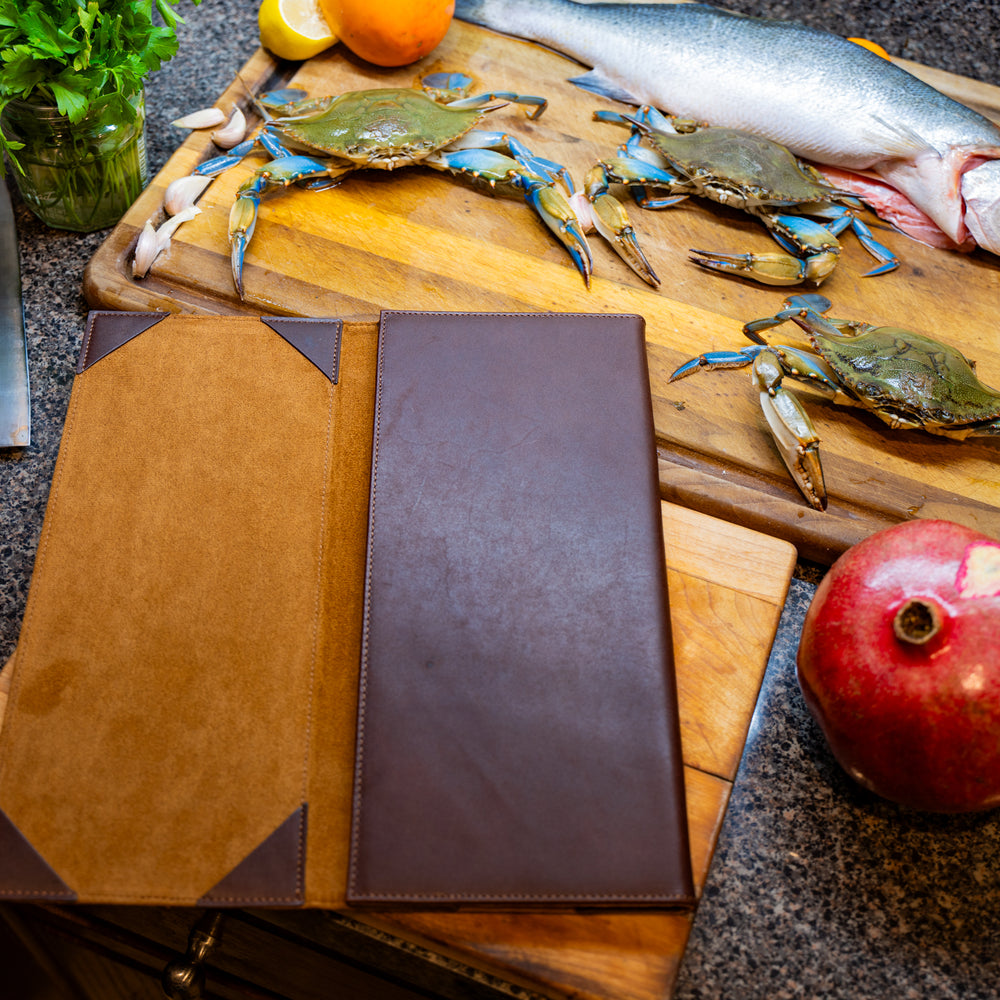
[{"x1": 161, "y1": 910, "x2": 225, "y2": 999}]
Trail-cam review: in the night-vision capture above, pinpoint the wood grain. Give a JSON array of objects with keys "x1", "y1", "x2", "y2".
[{"x1": 83, "y1": 22, "x2": 1000, "y2": 562}]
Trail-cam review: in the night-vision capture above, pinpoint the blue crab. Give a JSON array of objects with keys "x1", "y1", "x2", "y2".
[
  {"x1": 584, "y1": 106, "x2": 898, "y2": 288},
  {"x1": 669, "y1": 295, "x2": 1000, "y2": 510},
  {"x1": 193, "y1": 73, "x2": 592, "y2": 298}
]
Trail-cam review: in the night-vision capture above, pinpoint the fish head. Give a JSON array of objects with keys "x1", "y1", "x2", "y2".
[{"x1": 962, "y1": 159, "x2": 1000, "y2": 254}]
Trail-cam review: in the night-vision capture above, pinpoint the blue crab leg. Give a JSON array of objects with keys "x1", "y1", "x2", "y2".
[
  {"x1": 782, "y1": 206, "x2": 899, "y2": 277},
  {"x1": 524, "y1": 183, "x2": 593, "y2": 284},
  {"x1": 448, "y1": 131, "x2": 576, "y2": 193},
  {"x1": 257, "y1": 88, "x2": 308, "y2": 108},
  {"x1": 668, "y1": 339, "x2": 840, "y2": 393},
  {"x1": 691, "y1": 212, "x2": 897, "y2": 284},
  {"x1": 578, "y1": 154, "x2": 686, "y2": 285},
  {"x1": 691, "y1": 211, "x2": 844, "y2": 285},
  {"x1": 612, "y1": 148, "x2": 689, "y2": 208},
  {"x1": 743, "y1": 293, "x2": 841, "y2": 341},
  {"x1": 446, "y1": 91, "x2": 547, "y2": 120},
  {"x1": 228, "y1": 155, "x2": 346, "y2": 298},
  {"x1": 256, "y1": 91, "x2": 334, "y2": 118},
  {"x1": 692, "y1": 209, "x2": 845, "y2": 285},
  {"x1": 668, "y1": 344, "x2": 827, "y2": 510},
  {"x1": 195, "y1": 128, "x2": 291, "y2": 177},
  {"x1": 421, "y1": 73, "x2": 475, "y2": 102},
  {"x1": 426, "y1": 146, "x2": 593, "y2": 286},
  {"x1": 418, "y1": 72, "x2": 548, "y2": 117},
  {"x1": 688, "y1": 247, "x2": 839, "y2": 286},
  {"x1": 668, "y1": 346, "x2": 761, "y2": 381},
  {"x1": 846, "y1": 216, "x2": 899, "y2": 276}
]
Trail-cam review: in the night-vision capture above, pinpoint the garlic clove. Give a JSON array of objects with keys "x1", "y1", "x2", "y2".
[
  {"x1": 132, "y1": 221, "x2": 162, "y2": 278},
  {"x1": 211, "y1": 105, "x2": 247, "y2": 150},
  {"x1": 163, "y1": 174, "x2": 212, "y2": 215},
  {"x1": 172, "y1": 107, "x2": 227, "y2": 129},
  {"x1": 132, "y1": 206, "x2": 202, "y2": 278},
  {"x1": 157, "y1": 205, "x2": 201, "y2": 244}
]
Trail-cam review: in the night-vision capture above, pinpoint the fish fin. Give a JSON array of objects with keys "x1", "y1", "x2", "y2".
[
  {"x1": 868, "y1": 114, "x2": 934, "y2": 158},
  {"x1": 568, "y1": 69, "x2": 641, "y2": 105}
]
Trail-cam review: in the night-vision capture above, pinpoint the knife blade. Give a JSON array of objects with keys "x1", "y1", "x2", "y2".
[{"x1": 0, "y1": 179, "x2": 29, "y2": 448}]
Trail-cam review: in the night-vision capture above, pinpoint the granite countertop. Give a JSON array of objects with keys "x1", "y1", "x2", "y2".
[{"x1": 2, "y1": 3, "x2": 999, "y2": 998}]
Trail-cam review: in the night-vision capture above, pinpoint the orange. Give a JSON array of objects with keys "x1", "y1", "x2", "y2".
[{"x1": 319, "y1": 0, "x2": 455, "y2": 67}]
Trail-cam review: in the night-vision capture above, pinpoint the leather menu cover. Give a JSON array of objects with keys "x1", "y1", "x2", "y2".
[
  {"x1": 0, "y1": 308, "x2": 693, "y2": 911},
  {"x1": 347, "y1": 310, "x2": 695, "y2": 909},
  {"x1": 0, "y1": 311, "x2": 378, "y2": 908}
]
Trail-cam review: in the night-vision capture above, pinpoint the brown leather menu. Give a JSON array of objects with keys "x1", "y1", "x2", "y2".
[
  {"x1": 347, "y1": 310, "x2": 694, "y2": 908},
  {"x1": 0, "y1": 309, "x2": 694, "y2": 910}
]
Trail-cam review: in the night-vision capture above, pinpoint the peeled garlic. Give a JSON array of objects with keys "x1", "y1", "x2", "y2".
[
  {"x1": 132, "y1": 222, "x2": 161, "y2": 278},
  {"x1": 172, "y1": 107, "x2": 227, "y2": 129},
  {"x1": 164, "y1": 174, "x2": 212, "y2": 216},
  {"x1": 211, "y1": 105, "x2": 247, "y2": 149},
  {"x1": 158, "y1": 204, "x2": 201, "y2": 241},
  {"x1": 132, "y1": 206, "x2": 202, "y2": 278}
]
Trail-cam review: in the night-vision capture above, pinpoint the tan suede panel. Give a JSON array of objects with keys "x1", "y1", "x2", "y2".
[
  {"x1": 0, "y1": 315, "x2": 339, "y2": 904},
  {"x1": 302, "y1": 321, "x2": 379, "y2": 908}
]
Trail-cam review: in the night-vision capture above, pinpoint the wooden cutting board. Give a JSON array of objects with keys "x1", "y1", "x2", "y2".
[
  {"x1": 0, "y1": 501, "x2": 796, "y2": 1000},
  {"x1": 82, "y1": 22, "x2": 1000, "y2": 563}
]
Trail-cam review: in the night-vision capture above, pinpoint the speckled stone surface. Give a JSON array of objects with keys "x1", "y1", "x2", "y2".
[
  {"x1": 675, "y1": 579, "x2": 1000, "y2": 1000},
  {"x1": 1, "y1": 3, "x2": 999, "y2": 997},
  {"x1": 721, "y1": 1, "x2": 1000, "y2": 87}
]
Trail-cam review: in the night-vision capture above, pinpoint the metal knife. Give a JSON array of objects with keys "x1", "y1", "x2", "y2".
[{"x1": 0, "y1": 179, "x2": 29, "y2": 448}]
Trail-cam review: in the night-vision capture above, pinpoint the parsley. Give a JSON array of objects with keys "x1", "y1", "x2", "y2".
[{"x1": 0, "y1": 0, "x2": 202, "y2": 174}]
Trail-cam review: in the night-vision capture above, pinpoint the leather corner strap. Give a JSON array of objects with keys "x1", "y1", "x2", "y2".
[
  {"x1": 0, "y1": 805, "x2": 307, "y2": 906},
  {"x1": 197, "y1": 805, "x2": 307, "y2": 907},
  {"x1": 77, "y1": 312, "x2": 343, "y2": 383},
  {"x1": 0, "y1": 806, "x2": 76, "y2": 901},
  {"x1": 77, "y1": 311, "x2": 167, "y2": 373},
  {"x1": 261, "y1": 317, "x2": 342, "y2": 383}
]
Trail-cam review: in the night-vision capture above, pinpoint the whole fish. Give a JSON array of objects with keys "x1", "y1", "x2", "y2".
[{"x1": 455, "y1": 0, "x2": 1000, "y2": 255}]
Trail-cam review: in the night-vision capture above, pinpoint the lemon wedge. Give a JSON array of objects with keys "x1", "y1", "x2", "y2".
[{"x1": 259, "y1": 0, "x2": 337, "y2": 61}]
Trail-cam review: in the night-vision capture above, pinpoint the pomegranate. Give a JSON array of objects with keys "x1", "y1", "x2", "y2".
[{"x1": 797, "y1": 519, "x2": 1000, "y2": 813}]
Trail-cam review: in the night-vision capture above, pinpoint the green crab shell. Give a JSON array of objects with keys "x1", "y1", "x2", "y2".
[
  {"x1": 643, "y1": 126, "x2": 841, "y2": 209},
  {"x1": 270, "y1": 88, "x2": 485, "y2": 167},
  {"x1": 812, "y1": 326, "x2": 1000, "y2": 427}
]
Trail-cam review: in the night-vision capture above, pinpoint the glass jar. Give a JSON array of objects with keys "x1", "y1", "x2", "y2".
[{"x1": 2, "y1": 89, "x2": 148, "y2": 232}]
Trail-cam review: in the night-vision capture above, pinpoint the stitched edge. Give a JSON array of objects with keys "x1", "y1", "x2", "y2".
[
  {"x1": 295, "y1": 345, "x2": 342, "y2": 904},
  {"x1": 347, "y1": 890, "x2": 696, "y2": 902},
  {"x1": 259, "y1": 316, "x2": 343, "y2": 383},
  {"x1": 77, "y1": 310, "x2": 166, "y2": 373},
  {"x1": 346, "y1": 311, "x2": 390, "y2": 898}
]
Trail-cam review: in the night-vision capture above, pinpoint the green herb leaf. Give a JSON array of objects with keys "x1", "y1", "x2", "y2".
[{"x1": 0, "y1": 0, "x2": 203, "y2": 175}]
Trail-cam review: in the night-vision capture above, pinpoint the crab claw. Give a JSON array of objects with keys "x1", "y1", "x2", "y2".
[
  {"x1": 848, "y1": 216, "x2": 900, "y2": 277},
  {"x1": 588, "y1": 191, "x2": 660, "y2": 286},
  {"x1": 752, "y1": 350, "x2": 827, "y2": 510},
  {"x1": 689, "y1": 248, "x2": 839, "y2": 286},
  {"x1": 582, "y1": 165, "x2": 659, "y2": 287},
  {"x1": 523, "y1": 182, "x2": 593, "y2": 287},
  {"x1": 228, "y1": 192, "x2": 259, "y2": 299},
  {"x1": 226, "y1": 155, "x2": 333, "y2": 298}
]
